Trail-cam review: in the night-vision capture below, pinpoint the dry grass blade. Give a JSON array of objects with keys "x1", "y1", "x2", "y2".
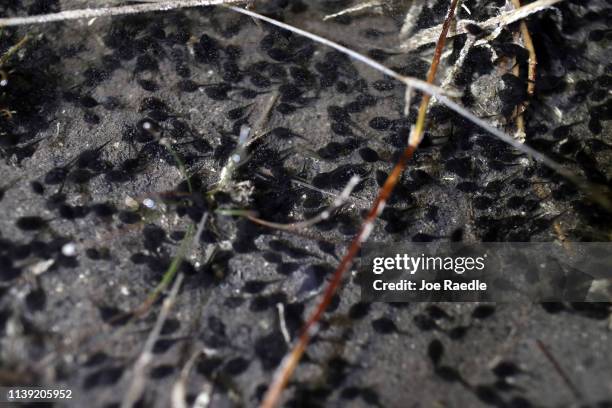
[
  {"x1": 323, "y1": 1, "x2": 383, "y2": 21},
  {"x1": 0, "y1": 0, "x2": 245, "y2": 27},
  {"x1": 122, "y1": 272, "x2": 185, "y2": 408},
  {"x1": 171, "y1": 350, "x2": 204, "y2": 408},
  {"x1": 256, "y1": 2, "x2": 459, "y2": 406},
  {"x1": 0, "y1": 34, "x2": 30, "y2": 67},
  {"x1": 400, "y1": 0, "x2": 564, "y2": 50}
]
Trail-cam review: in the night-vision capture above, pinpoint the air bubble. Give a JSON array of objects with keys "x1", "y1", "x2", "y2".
[
  {"x1": 62, "y1": 242, "x2": 77, "y2": 257},
  {"x1": 142, "y1": 198, "x2": 156, "y2": 209}
]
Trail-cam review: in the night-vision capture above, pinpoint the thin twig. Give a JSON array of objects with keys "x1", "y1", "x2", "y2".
[
  {"x1": 0, "y1": 0, "x2": 246, "y2": 27},
  {"x1": 512, "y1": 52, "x2": 526, "y2": 141},
  {"x1": 522, "y1": 21, "x2": 537, "y2": 100},
  {"x1": 535, "y1": 339, "x2": 583, "y2": 400},
  {"x1": 193, "y1": 211, "x2": 209, "y2": 244},
  {"x1": 511, "y1": 0, "x2": 538, "y2": 143},
  {"x1": 122, "y1": 272, "x2": 185, "y2": 408},
  {"x1": 258, "y1": 1, "x2": 459, "y2": 406},
  {"x1": 409, "y1": 0, "x2": 459, "y2": 147}
]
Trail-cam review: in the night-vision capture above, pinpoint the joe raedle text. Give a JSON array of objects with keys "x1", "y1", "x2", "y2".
[{"x1": 372, "y1": 279, "x2": 487, "y2": 292}]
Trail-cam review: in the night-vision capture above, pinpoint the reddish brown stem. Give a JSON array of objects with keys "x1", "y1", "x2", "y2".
[
  {"x1": 259, "y1": 1, "x2": 459, "y2": 407},
  {"x1": 536, "y1": 339, "x2": 582, "y2": 400}
]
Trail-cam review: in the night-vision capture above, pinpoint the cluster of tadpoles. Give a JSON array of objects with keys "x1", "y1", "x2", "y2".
[{"x1": 1, "y1": 0, "x2": 610, "y2": 407}]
